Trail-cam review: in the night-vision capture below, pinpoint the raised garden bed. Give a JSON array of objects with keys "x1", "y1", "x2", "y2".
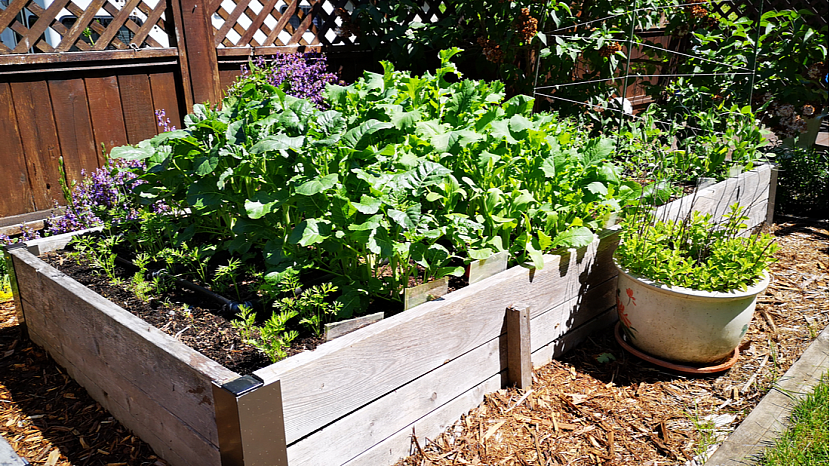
[{"x1": 3, "y1": 165, "x2": 773, "y2": 466}]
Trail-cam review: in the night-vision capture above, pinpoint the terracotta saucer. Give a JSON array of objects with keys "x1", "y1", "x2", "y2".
[{"x1": 614, "y1": 322, "x2": 740, "y2": 375}]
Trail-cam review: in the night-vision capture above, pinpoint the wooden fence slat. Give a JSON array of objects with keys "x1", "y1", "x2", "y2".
[
  {"x1": 130, "y1": 0, "x2": 170, "y2": 48},
  {"x1": 85, "y1": 75, "x2": 129, "y2": 161},
  {"x1": 10, "y1": 81, "x2": 64, "y2": 210},
  {"x1": 55, "y1": 0, "x2": 108, "y2": 52},
  {"x1": 93, "y1": 0, "x2": 145, "y2": 50},
  {"x1": 149, "y1": 71, "x2": 183, "y2": 131},
  {"x1": 48, "y1": 79, "x2": 100, "y2": 183},
  {"x1": 0, "y1": 82, "x2": 34, "y2": 217},
  {"x1": 176, "y1": 0, "x2": 221, "y2": 104},
  {"x1": 264, "y1": 0, "x2": 298, "y2": 46},
  {"x1": 61, "y1": 1, "x2": 127, "y2": 50},
  {"x1": 236, "y1": 0, "x2": 279, "y2": 46},
  {"x1": 118, "y1": 73, "x2": 158, "y2": 143},
  {"x1": 11, "y1": 0, "x2": 72, "y2": 54},
  {"x1": 213, "y1": 0, "x2": 253, "y2": 47},
  {"x1": 99, "y1": 0, "x2": 164, "y2": 49}
]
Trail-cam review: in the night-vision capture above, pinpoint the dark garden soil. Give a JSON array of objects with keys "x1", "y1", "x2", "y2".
[{"x1": 0, "y1": 217, "x2": 826, "y2": 465}]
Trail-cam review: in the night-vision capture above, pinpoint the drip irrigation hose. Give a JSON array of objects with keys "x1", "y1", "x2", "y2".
[{"x1": 113, "y1": 256, "x2": 258, "y2": 316}]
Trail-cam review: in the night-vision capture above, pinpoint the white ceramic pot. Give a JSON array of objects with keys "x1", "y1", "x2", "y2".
[{"x1": 615, "y1": 262, "x2": 770, "y2": 364}]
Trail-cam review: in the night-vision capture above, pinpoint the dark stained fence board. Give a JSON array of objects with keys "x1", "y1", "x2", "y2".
[
  {"x1": 10, "y1": 80, "x2": 65, "y2": 210},
  {"x1": 85, "y1": 75, "x2": 129, "y2": 160},
  {"x1": 0, "y1": 83, "x2": 34, "y2": 217},
  {"x1": 48, "y1": 78, "x2": 100, "y2": 183},
  {"x1": 118, "y1": 73, "x2": 159, "y2": 144},
  {"x1": 149, "y1": 71, "x2": 184, "y2": 131}
]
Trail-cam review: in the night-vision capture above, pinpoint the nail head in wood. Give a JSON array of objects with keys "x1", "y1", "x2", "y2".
[{"x1": 506, "y1": 304, "x2": 532, "y2": 389}]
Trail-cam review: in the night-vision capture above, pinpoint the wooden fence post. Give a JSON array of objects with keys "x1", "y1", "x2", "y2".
[
  {"x1": 506, "y1": 304, "x2": 532, "y2": 389},
  {"x1": 170, "y1": 0, "x2": 221, "y2": 109},
  {"x1": 765, "y1": 165, "x2": 779, "y2": 226}
]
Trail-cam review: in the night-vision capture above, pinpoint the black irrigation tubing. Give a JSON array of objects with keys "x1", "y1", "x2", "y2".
[{"x1": 112, "y1": 256, "x2": 257, "y2": 315}]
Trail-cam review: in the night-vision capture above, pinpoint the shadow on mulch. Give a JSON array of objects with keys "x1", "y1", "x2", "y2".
[{"x1": 0, "y1": 304, "x2": 165, "y2": 466}]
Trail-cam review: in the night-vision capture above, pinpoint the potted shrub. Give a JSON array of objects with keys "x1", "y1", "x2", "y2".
[{"x1": 613, "y1": 203, "x2": 778, "y2": 368}]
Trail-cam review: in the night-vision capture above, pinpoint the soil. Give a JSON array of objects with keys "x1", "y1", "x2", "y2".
[{"x1": 0, "y1": 217, "x2": 826, "y2": 465}]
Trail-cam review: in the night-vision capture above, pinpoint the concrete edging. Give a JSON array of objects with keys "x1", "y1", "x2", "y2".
[{"x1": 706, "y1": 325, "x2": 830, "y2": 465}]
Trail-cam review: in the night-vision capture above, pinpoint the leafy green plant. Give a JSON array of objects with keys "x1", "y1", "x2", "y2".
[
  {"x1": 774, "y1": 145, "x2": 829, "y2": 218},
  {"x1": 616, "y1": 204, "x2": 779, "y2": 292},
  {"x1": 112, "y1": 49, "x2": 635, "y2": 316},
  {"x1": 231, "y1": 304, "x2": 299, "y2": 363}
]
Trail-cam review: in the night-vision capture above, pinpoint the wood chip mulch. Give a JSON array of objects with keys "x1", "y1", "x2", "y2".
[
  {"x1": 395, "y1": 218, "x2": 828, "y2": 466},
  {"x1": 0, "y1": 218, "x2": 827, "y2": 466}
]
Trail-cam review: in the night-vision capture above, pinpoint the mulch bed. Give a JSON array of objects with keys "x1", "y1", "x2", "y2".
[{"x1": 0, "y1": 218, "x2": 827, "y2": 465}]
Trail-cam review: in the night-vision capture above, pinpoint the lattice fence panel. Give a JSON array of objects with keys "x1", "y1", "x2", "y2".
[
  {"x1": 0, "y1": 0, "x2": 175, "y2": 54},
  {"x1": 209, "y1": 0, "x2": 454, "y2": 49},
  {"x1": 714, "y1": 0, "x2": 827, "y2": 27}
]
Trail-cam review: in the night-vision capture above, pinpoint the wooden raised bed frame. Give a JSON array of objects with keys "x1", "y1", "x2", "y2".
[{"x1": 3, "y1": 165, "x2": 774, "y2": 466}]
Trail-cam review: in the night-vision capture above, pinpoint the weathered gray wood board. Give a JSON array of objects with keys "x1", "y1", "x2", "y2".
[
  {"x1": 7, "y1": 165, "x2": 772, "y2": 466},
  {"x1": 9, "y1": 248, "x2": 238, "y2": 466},
  {"x1": 655, "y1": 164, "x2": 772, "y2": 228}
]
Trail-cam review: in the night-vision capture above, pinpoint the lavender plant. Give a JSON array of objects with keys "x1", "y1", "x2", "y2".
[{"x1": 226, "y1": 53, "x2": 339, "y2": 107}]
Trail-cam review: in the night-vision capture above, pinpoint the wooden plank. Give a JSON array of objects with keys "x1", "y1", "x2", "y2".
[
  {"x1": 0, "y1": 208, "x2": 61, "y2": 228},
  {"x1": 0, "y1": 82, "x2": 34, "y2": 217},
  {"x1": 23, "y1": 226, "x2": 102, "y2": 255},
  {"x1": 10, "y1": 80, "x2": 65, "y2": 211},
  {"x1": 117, "y1": 73, "x2": 158, "y2": 143},
  {"x1": 255, "y1": 232, "x2": 614, "y2": 444},
  {"x1": 655, "y1": 164, "x2": 771, "y2": 226},
  {"x1": 284, "y1": 278, "x2": 617, "y2": 465},
  {"x1": 506, "y1": 304, "x2": 531, "y2": 389},
  {"x1": 342, "y1": 373, "x2": 503, "y2": 466},
  {"x1": 149, "y1": 71, "x2": 183, "y2": 132},
  {"x1": 0, "y1": 48, "x2": 179, "y2": 66},
  {"x1": 166, "y1": 0, "x2": 195, "y2": 111},
  {"x1": 215, "y1": 44, "x2": 321, "y2": 56},
  {"x1": 531, "y1": 305, "x2": 619, "y2": 369},
  {"x1": 26, "y1": 321, "x2": 221, "y2": 466},
  {"x1": 85, "y1": 75, "x2": 129, "y2": 160},
  {"x1": 47, "y1": 79, "x2": 100, "y2": 184},
  {"x1": 178, "y1": 0, "x2": 221, "y2": 105},
  {"x1": 765, "y1": 166, "x2": 778, "y2": 225},
  {"x1": 10, "y1": 249, "x2": 239, "y2": 445}
]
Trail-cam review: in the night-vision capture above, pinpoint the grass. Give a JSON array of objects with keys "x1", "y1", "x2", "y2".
[{"x1": 758, "y1": 373, "x2": 829, "y2": 466}]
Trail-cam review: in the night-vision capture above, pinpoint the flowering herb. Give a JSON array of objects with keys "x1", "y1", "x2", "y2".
[{"x1": 226, "y1": 53, "x2": 339, "y2": 108}]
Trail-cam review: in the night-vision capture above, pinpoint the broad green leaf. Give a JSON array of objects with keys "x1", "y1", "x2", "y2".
[
  {"x1": 431, "y1": 130, "x2": 483, "y2": 154},
  {"x1": 394, "y1": 161, "x2": 452, "y2": 192},
  {"x1": 348, "y1": 214, "x2": 383, "y2": 231},
  {"x1": 288, "y1": 218, "x2": 331, "y2": 246},
  {"x1": 244, "y1": 190, "x2": 288, "y2": 219},
  {"x1": 193, "y1": 155, "x2": 219, "y2": 176},
  {"x1": 110, "y1": 145, "x2": 155, "y2": 161},
  {"x1": 551, "y1": 227, "x2": 595, "y2": 249},
  {"x1": 342, "y1": 120, "x2": 394, "y2": 149},
  {"x1": 317, "y1": 110, "x2": 346, "y2": 135},
  {"x1": 353, "y1": 195, "x2": 382, "y2": 214},
  {"x1": 538, "y1": 230, "x2": 553, "y2": 251},
  {"x1": 296, "y1": 173, "x2": 339, "y2": 196},
  {"x1": 579, "y1": 138, "x2": 615, "y2": 167},
  {"x1": 586, "y1": 181, "x2": 608, "y2": 196},
  {"x1": 249, "y1": 135, "x2": 305, "y2": 154},
  {"x1": 391, "y1": 109, "x2": 422, "y2": 130}
]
